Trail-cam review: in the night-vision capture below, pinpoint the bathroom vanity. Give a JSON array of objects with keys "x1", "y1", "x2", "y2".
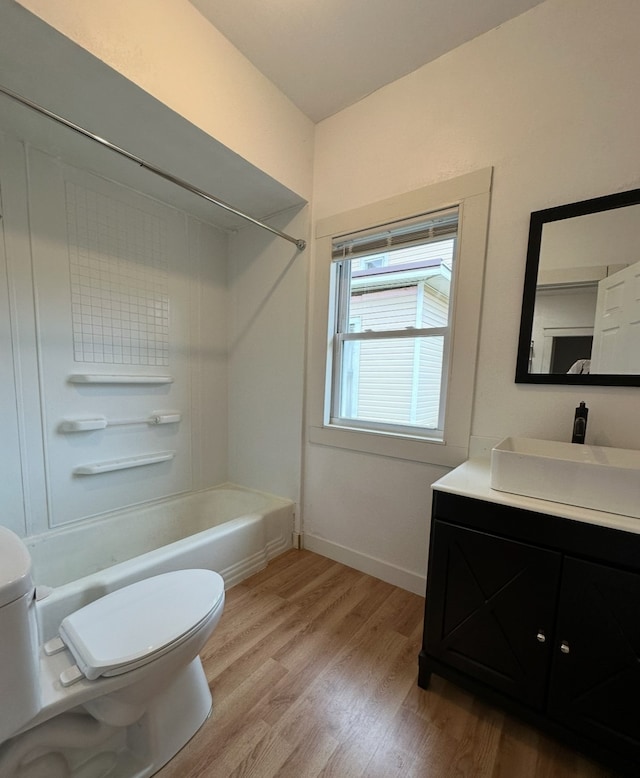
[{"x1": 419, "y1": 458, "x2": 640, "y2": 776}]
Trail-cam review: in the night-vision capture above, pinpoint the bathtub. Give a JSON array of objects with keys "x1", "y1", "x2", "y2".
[{"x1": 26, "y1": 484, "x2": 294, "y2": 640}]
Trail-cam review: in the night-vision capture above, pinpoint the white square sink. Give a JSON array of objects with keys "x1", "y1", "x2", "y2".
[{"x1": 491, "y1": 437, "x2": 640, "y2": 519}]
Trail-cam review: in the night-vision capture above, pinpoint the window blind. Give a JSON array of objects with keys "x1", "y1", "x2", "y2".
[{"x1": 331, "y1": 207, "x2": 459, "y2": 261}]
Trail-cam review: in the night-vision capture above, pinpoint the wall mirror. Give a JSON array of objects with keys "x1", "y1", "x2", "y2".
[{"x1": 515, "y1": 187, "x2": 640, "y2": 385}]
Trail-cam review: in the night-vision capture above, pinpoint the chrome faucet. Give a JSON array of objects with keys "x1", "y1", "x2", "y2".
[{"x1": 571, "y1": 401, "x2": 588, "y2": 444}]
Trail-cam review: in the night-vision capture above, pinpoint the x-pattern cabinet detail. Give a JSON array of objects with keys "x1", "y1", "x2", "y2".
[{"x1": 419, "y1": 489, "x2": 640, "y2": 777}]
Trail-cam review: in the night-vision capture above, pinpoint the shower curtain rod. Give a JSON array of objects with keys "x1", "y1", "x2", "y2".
[{"x1": 0, "y1": 84, "x2": 307, "y2": 251}]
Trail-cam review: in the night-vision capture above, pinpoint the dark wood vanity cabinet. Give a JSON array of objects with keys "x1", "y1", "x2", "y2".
[
  {"x1": 548, "y1": 557, "x2": 640, "y2": 760},
  {"x1": 419, "y1": 491, "x2": 640, "y2": 776},
  {"x1": 423, "y1": 520, "x2": 562, "y2": 710}
]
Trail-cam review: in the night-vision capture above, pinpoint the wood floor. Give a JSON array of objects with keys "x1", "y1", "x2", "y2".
[{"x1": 158, "y1": 550, "x2": 617, "y2": 778}]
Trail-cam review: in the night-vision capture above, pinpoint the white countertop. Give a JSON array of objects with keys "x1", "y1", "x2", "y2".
[{"x1": 432, "y1": 457, "x2": 640, "y2": 536}]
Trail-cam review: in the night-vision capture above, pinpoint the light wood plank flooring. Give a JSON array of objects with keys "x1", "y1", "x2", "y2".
[{"x1": 158, "y1": 550, "x2": 617, "y2": 777}]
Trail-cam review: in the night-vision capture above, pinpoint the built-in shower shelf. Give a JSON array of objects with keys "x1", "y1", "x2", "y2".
[
  {"x1": 68, "y1": 374, "x2": 174, "y2": 385},
  {"x1": 73, "y1": 451, "x2": 175, "y2": 475}
]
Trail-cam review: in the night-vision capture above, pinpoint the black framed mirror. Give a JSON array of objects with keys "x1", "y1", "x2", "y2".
[{"x1": 515, "y1": 187, "x2": 640, "y2": 385}]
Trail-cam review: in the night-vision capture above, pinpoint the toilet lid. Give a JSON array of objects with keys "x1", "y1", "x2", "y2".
[{"x1": 59, "y1": 569, "x2": 224, "y2": 680}]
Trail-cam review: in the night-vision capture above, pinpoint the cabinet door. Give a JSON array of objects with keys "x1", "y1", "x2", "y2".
[
  {"x1": 424, "y1": 520, "x2": 561, "y2": 709},
  {"x1": 549, "y1": 557, "x2": 640, "y2": 761}
]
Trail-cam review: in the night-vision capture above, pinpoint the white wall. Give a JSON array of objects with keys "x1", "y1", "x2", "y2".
[
  {"x1": 13, "y1": 0, "x2": 314, "y2": 203},
  {"x1": 227, "y1": 206, "x2": 309, "y2": 513},
  {"x1": 306, "y1": 0, "x2": 640, "y2": 592},
  {"x1": 541, "y1": 207, "x2": 640, "y2": 273},
  {"x1": 188, "y1": 217, "x2": 230, "y2": 491}
]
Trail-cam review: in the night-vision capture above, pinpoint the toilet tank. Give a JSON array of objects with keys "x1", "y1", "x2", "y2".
[{"x1": 0, "y1": 527, "x2": 40, "y2": 743}]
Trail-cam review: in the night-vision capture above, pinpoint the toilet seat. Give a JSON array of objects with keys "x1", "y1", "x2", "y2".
[{"x1": 58, "y1": 569, "x2": 224, "y2": 682}]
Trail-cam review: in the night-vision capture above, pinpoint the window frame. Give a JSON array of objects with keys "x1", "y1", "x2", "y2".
[{"x1": 307, "y1": 168, "x2": 492, "y2": 467}]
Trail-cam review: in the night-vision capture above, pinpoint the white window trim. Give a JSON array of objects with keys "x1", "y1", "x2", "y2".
[{"x1": 307, "y1": 168, "x2": 492, "y2": 467}]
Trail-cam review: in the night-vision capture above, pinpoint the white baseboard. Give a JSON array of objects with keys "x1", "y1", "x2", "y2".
[{"x1": 302, "y1": 534, "x2": 426, "y2": 596}]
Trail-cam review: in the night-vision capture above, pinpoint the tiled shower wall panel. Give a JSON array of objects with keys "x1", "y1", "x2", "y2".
[
  {"x1": 0, "y1": 165, "x2": 27, "y2": 536},
  {"x1": 28, "y1": 149, "x2": 193, "y2": 527},
  {"x1": 66, "y1": 181, "x2": 170, "y2": 367}
]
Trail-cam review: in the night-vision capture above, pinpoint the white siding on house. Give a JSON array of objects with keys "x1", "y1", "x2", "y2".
[
  {"x1": 417, "y1": 336, "x2": 444, "y2": 427},
  {"x1": 417, "y1": 283, "x2": 448, "y2": 427},
  {"x1": 342, "y1": 278, "x2": 450, "y2": 428},
  {"x1": 350, "y1": 337, "x2": 415, "y2": 423},
  {"x1": 422, "y1": 284, "x2": 449, "y2": 328},
  {"x1": 351, "y1": 286, "x2": 418, "y2": 331},
  {"x1": 351, "y1": 240, "x2": 454, "y2": 272}
]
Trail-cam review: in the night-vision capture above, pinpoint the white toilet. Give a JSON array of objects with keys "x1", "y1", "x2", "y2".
[{"x1": 0, "y1": 525, "x2": 225, "y2": 778}]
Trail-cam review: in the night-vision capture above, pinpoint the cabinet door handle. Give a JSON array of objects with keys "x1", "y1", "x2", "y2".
[
  {"x1": 560, "y1": 641, "x2": 570, "y2": 654},
  {"x1": 536, "y1": 631, "x2": 546, "y2": 643}
]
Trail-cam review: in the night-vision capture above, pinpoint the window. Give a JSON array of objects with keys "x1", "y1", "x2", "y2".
[
  {"x1": 308, "y1": 168, "x2": 492, "y2": 467},
  {"x1": 330, "y1": 209, "x2": 458, "y2": 440},
  {"x1": 362, "y1": 255, "x2": 388, "y2": 270}
]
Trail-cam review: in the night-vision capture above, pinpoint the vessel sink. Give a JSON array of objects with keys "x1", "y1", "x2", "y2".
[{"x1": 490, "y1": 437, "x2": 640, "y2": 519}]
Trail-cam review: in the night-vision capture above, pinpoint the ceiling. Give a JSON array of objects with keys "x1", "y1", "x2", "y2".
[{"x1": 190, "y1": 0, "x2": 546, "y2": 122}]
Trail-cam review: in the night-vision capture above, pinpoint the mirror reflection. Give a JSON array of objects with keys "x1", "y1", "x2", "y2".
[{"x1": 516, "y1": 188, "x2": 640, "y2": 385}]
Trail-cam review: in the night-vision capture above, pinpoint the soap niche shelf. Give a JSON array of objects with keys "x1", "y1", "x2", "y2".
[
  {"x1": 73, "y1": 451, "x2": 175, "y2": 475},
  {"x1": 68, "y1": 374, "x2": 174, "y2": 385}
]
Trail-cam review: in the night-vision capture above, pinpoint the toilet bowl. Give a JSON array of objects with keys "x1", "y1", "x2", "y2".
[{"x1": 0, "y1": 525, "x2": 225, "y2": 778}]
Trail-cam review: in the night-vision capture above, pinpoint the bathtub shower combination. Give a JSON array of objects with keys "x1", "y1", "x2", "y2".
[{"x1": 0, "y1": 485, "x2": 294, "y2": 777}]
